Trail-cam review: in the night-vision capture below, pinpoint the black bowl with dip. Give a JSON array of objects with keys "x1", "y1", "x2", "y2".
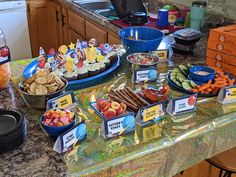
[{"x1": 189, "y1": 66, "x2": 215, "y2": 84}]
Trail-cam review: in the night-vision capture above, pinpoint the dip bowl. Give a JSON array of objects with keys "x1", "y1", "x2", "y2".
[{"x1": 189, "y1": 66, "x2": 216, "y2": 83}]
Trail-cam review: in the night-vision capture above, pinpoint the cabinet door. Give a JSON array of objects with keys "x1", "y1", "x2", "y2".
[
  {"x1": 62, "y1": 7, "x2": 69, "y2": 45},
  {"x1": 68, "y1": 11, "x2": 85, "y2": 37},
  {"x1": 85, "y1": 21, "x2": 107, "y2": 43},
  {"x1": 54, "y1": 2, "x2": 63, "y2": 47},
  {"x1": 108, "y1": 31, "x2": 121, "y2": 44},
  {"x1": 68, "y1": 29, "x2": 84, "y2": 44},
  {"x1": 28, "y1": 1, "x2": 59, "y2": 57}
]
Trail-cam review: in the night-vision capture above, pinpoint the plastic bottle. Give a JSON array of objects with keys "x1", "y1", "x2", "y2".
[{"x1": 0, "y1": 29, "x2": 11, "y2": 89}]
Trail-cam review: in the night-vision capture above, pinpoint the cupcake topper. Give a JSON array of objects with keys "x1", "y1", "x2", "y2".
[
  {"x1": 88, "y1": 38, "x2": 97, "y2": 47},
  {"x1": 68, "y1": 42, "x2": 75, "y2": 50},
  {"x1": 58, "y1": 45, "x2": 68, "y2": 55},
  {"x1": 39, "y1": 46, "x2": 46, "y2": 56},
  {"x1": 65, "y1": 57, "x2": 74, "y2": 72},
  {"x1": 76, "y1": 39, "x2": 82, "y2": 50}
]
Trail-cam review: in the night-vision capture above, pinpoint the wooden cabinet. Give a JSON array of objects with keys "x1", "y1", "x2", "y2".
[
  {"x1": 27, "y1": 1, "x2": 60, "y2": 57},
  {"x1": 108, "y1": 31, "x2": 121, "y2": 44},
  {"x1": 85, "y1": 21, "x2": 107, "y2": 43},
  {"x1": 68, "y1": 29, "x2": 83, "y2": 43},
  {"x1": 61, "y1": 7, "x2": 69, "y2": 45},
  {"x1": 68, "y1": 11, "x2": 85, "y2": 38}
]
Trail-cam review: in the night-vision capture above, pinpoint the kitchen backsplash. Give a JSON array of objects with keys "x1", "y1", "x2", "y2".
[{"x1": 146, "y1": 0, "x2": 235, "y2": 24}]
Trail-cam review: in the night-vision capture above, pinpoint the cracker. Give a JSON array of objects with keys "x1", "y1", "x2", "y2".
[
  {"x1": 35, "y1": 85, "x2": 48, "y2": 95},
  {"x1": 29, "y1": 82, "x2": 37, "y2": 94},
  {"x1": 35, "y1": 76, "x2": 47, "y2": 84}
]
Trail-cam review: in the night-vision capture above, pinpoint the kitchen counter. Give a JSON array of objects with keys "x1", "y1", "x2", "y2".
[
  {"x1": 2, "y1": 36, "x2": 236, "y2": 177},
  {"x1": 0, "y1": 83, "x2": 69, "y2": 177}
]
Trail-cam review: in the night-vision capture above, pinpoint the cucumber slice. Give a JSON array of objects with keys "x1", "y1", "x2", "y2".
[
  {"x1": 170, "y1": 72, "x2": 177, "y2": 77},
  {"x1": 178, "y1": 77, "x2": 186, "y2": 83},
  {"x1": 190, "y1": 80, "x2": 198, "y2": 88},
  {"x1": 174, "y1": 80, "x2": 182, "y2": 87},
  {"x1": 177, "y1": 72, "x2": 186, "y2": 78},
  {"x1": 179, "y1": 65, "x2": 189, "y2": 76},
  {"x1": 187, "y1": 64, "x2": 193, "y2": 69},
  {"x1": 170, "y1": 75, "x2": 176, "y2": 81},
  {"x1": 172, "y1": 68, "x2": 181, "y2": 73},
  {"x1": 182, "y1": 81, "x2": 193, "y2": 90}
]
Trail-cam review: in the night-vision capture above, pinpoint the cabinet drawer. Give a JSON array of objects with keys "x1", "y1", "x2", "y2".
[
  {"x1": 68, "y1": 11, "x2": 85, "y2": 36},
  {"x1": 85, "y1": 21, "x2": 107, "y2": 43},
  {"x1": 108, "y1": 31, "x2": 120, "y2": 44},
  {"x1": 68, "y1": 29, "x2": 84, "y2": 43}
]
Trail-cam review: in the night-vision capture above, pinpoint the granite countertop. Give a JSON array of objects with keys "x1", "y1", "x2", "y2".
[{"x1": 0, "y1": 83, "x2": 69, "y2": 177}]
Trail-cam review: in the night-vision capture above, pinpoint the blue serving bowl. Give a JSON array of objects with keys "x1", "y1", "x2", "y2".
[
  {"x1": 40, "y1": 115, "x2": 75, "y2": 137},
  {"x1": 189, "y1": 66, "x2": 216, "y2": 83},
  {"x1": 118, "y1": 27, "x2": 164, "y2": 53}
]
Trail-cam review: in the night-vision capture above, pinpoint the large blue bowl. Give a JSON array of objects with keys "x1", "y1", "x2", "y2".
[
  {"x1": 118, "y1": 27, "x2": 164, "y2": 53},
  {"x1": 189, "y1": 66, "x2": 216, "y2": 84},
  {"x1": 40, "y1": 116, "x2": 75, "y2": 137}
]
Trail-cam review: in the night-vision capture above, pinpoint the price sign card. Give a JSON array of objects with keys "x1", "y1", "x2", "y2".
[
  {"x1": 46, "y1": 91, "x2": 76, "y2": 110},
  {"x1": 133, "y1": 67, "x2": 157, "y2": 84},
  {"x1": 150, "y1": 49, "x2": 169, "y2": 61},
  {"x1": 166, "y1": 94, "x2": 197, "y2": 116},
  {"x1": 141, "y1": 124, "x2": 162, "y2": 143},
  {"x1": 53, "y1": 121, "x2": 87, "y2": 154},
  {"x1": 102, "y1": 113, "x2": 135, "y2": 139},
  {"x1": 217, "y1": 86, "x2": 236, "y2": 104},
  {"x1": 136, "y1": 102, "x2": 165, "y2": 127}
]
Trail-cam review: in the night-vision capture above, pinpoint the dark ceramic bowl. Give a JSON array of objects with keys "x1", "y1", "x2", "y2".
[{"x1": 189, "y1": 66, "x2": 215, "y2": 83}]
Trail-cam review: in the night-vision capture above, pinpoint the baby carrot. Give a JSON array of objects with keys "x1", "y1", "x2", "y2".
[{"x1": 198, "y1": 84, "x2": 210, "y2": 92}]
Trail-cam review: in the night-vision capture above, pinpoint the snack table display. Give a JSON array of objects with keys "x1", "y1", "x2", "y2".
[{"x1": 9, "y1": 48, "x2": 236, "y2": 177}]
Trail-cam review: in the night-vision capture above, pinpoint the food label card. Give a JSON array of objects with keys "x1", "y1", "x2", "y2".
[
  {"x1": 136, "y1": 102, "x2": 165, "y2": 126},
  {"x1": 166, "y1": 94, "x2": 197, "y2": 116},
  {"x1": 53, "y1": 122, "x2": 87, "y2": 154},
  {"x1": 104, "y1": 113, "x2": 135, "y2": 138},
  {"x1": 150, "y1": 49, "x2": 169, "y2": 60},
  {"x1": 217, "y1": 86, "x2": 236, "y2": 104},
  {"x1": 133, "y1": 67, "x2": 157, "y2": 84},
  {"x1": 46, "y1": 91, "x2": 76, "y2": 110}
]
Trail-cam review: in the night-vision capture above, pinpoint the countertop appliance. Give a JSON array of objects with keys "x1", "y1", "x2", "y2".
[{"x1": 0, "y1": 1, "x2": 32, "y2": 60}]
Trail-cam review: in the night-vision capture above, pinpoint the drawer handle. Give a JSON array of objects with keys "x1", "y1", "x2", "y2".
[
  {"x1": 62, "y1": 14, "x2": 66, "y2": 26},
  {"x1": 56, "y1": 10, "x2": 60, "y2": 22}
]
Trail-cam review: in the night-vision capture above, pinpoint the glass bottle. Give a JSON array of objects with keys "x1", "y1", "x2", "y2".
[{"x1": 0, "y1": 28, "x2": 11, "y2": 89}]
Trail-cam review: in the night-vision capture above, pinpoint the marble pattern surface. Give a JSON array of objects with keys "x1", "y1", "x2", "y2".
[{"x1": 0, "y1": 83, "x2": 69, "y2": 177}]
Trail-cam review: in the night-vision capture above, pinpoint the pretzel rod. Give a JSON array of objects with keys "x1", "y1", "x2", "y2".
[
  {"x1": 108, "y1": 94, "x2": 138, "y2": 111},
  {"x1": 120, "y1": 89, "x2": 143, "y2": 108},
  {"x1": 125, "y1": 87, "x2": 149, "y2": 106},
  {"x1": 116, "y1": 90, "x2": 138, "y2": 107},
  {"x1": 123, "y1": 88, "x2": 146, "y2": 107},
  {"x1": 110, "y1": 89, "x2": 123, "y2": 99}
]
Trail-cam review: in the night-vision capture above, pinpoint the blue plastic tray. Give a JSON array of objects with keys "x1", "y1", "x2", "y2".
[{"x1": 23, "y1": 55, "x2": 121, "y2": 89}]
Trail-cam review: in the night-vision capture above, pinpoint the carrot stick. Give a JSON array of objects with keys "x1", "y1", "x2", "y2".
[{"x1": 198, "y1": 84, "x2": 211, "y2": 92}]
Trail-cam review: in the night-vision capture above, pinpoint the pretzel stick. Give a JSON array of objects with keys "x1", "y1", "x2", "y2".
[
  {"x1": 108, "y1": 94, "x2": 138, "y2": 111},
  {"x1": 125, "y1": 87, "x2": 149, "y2": 106},
  {"x1": 110, "y1": 89, "x2": 123, "y2": 99},
  {"x1": 117, "y1": 89, "x2": 139, "y2": 107}
]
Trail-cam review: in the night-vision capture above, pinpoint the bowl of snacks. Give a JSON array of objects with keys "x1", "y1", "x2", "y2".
[
  {"x1": 137, "y1": 85, "x2": 170, "y2": 104},
  {"x1": 127, "y1": 53, "x2": 159, "y2": 68},
  {"x1": 189, "y1": 66, "x2": 215, "y2": 84},
  {"x1": 40, "y1": 109, "x2": 75, "y2": 136},
  {"x1": 19, "y1": 70, "x2": 68, "y2": 109},
  {"x1": 118, "y1": 27, "x2": 164, "y2": 53}
]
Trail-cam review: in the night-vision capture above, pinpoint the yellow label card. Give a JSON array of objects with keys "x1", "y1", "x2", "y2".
[
  {"x1": 153, "y1": 50, "x2": 168, "y2": 60},
  {"x1": 143, "y1": 104, "x2": 162, "y2": 122},
  {"x1": 225, "y1": 87, "x2": 236, "y2": 101},
  {"x1": 54, "y1": 94, "x2": 73, "y2": 109}
]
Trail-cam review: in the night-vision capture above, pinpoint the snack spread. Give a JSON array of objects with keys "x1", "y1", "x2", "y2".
[
  {"x1": 35, "y1": 39, "x2": 121, "y2": 81},
  {"x1": 42, "y1": 109, "x2": 74, "y2": 127},
  {"x1": 22, "y1": 70, "x2": 65, "y2": 95}
]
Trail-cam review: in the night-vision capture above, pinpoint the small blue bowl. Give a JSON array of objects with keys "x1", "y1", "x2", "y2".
[
  {"x1": 189, "y1": 66, "x2": 216, "y2": 83},
  {"x1": 118, "y1": 27, "x2": 164, "y2": 53},
  {"x1": 40, "y1": 116, "x2": 75, "y2": 137}
]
